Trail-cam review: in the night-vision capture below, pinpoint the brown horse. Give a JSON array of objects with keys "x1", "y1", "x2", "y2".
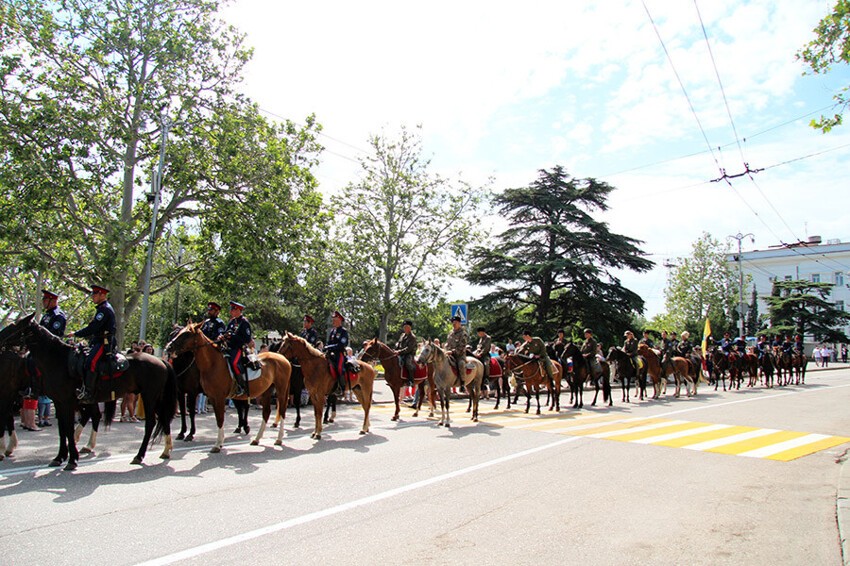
[
  {"x1": 360, "y1": 338, "x2": 435, "y2": 420},
  {"x1": 0, "y1": 349, "x2": 25, "y2": 460},
  {"x1": 165, "y1": 323, "x2": 291, "y2": 452},
  {"x1": 560, "y1": 342, "x2": 610, "y2": 408},
  {"x1": 741, "y1": 352, "x2": 759, "y2": 387},
  {"x1": 504, "y1": 353, "x2": 563, "y2": 413},
  {"x1": 778, "y1": 351, "x2": 808, "y2": 385},
  {"x1": 637, "y1": 345, "x2": 666, "y2": 399},
  {"x1": 278, "y1": 332, "x2": 375, "y2": 439}
]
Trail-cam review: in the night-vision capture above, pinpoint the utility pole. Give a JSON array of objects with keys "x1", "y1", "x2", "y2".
[
  {"x1": 728, "y1": 232, "x2": 754, "y2": 338},
  {"x1": 139, "y1": 116, "x2": 171, "y2": 342}
]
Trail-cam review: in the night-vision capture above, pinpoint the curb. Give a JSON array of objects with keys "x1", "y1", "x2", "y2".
[{"x1": 837, "y1": 450, "x2": 850, "y2": 565}]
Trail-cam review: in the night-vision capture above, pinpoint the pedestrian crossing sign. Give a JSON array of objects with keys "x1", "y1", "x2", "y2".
[{"x1": 450, "y1": 303, "x2": 468, "y2": 324}]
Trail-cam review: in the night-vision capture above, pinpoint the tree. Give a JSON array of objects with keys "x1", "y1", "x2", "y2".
[
  {"x1": 331, "y1": 126, "x2": 485, "y2": 342},
  {"x1": 0, "y1": 0, "x2": 322, "y2": 345},
  {"x1": 466, "y1": 166, "x2": 653, "y2": 345},
  {"x1": 765, "y1": 279, "x2": 850, "y2": 342},
  {"x1": 662, "y1": 232, "x2": 738, "y2": 336},
  {"x1": 798, "y1": 0, "x2": 850, "y2": 132},
  {"x1": 746, "y1": 284, "x2": 760, "y2": 336}
]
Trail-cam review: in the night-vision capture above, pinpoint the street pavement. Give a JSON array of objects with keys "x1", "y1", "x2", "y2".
[{"x1": 2, "y1": 364, "x2": 850, "y2": 565}]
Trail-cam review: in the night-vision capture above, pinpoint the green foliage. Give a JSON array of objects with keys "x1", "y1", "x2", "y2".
[
  {"x1": 330, "y1": 126, "x2": 486, "y2": 342},
  {"x1": 765, "y1": 279, "x2": 850, "y2": 342},
  {"x1": 467, "y1": 166, "x2": 653, "y2": 346},
  {"x1": 662, "y1": 232, "x2": 738, "y2": 335},
  {"x1": 798, "y1": 0, "x2": 850, "y2": 132},
  {"x1": 746, "y1": 284, "x2": 761, "y2": 336}
]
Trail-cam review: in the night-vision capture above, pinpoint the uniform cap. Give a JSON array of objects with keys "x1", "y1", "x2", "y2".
[
  {"x1": 41, "y1": 290, "x2": 59, "y2": 300},
  {"x1": 91, "y1": 285, "x2": 109, "y2": 295},
  {"x1": 332, "y1": 310, "x2": 345, "y2": 321},
  {"x1": 521, "y1": 328, "x2": 532, "y2": 336},
  {"x1": 403, "y1": 320, "x2": 413, "y2": 327},
  {"x1": 557, "y1": 329, "x2": 565, "y2": 335},
  {"x1": 583, "y1": 328, "x2": 592, "y2": 335},
  {"x1": 450, "y1": 315, "x2": 462, "y2": 322},
  {"x1": 229, "y1": 301, "x2": 245, "y2": 311},
  {"x1": 207, "y1": 301, "x2": 222, "y2": 310},
  {"x1": 476, "y1": 326, "x2": 486, "y2": 332},
  {"x1": 303, "y1": 314, "x2": 315, "y2": 324},
  {"x1": 624, "y1": 330, "x2": 634, "y2": 337}
]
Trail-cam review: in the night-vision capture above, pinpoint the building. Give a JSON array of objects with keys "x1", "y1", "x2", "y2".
[{"x1": 728, "y1": 236, "x2": 850, "y2": 344}]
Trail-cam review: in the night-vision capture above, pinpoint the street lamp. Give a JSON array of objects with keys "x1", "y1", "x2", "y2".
[{"x1": 728, "y1": 232, "x2": 754, "y2": 338}]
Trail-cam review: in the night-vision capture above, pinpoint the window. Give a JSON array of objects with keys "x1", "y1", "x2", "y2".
[
  {"x1": 812, "y1": 273, "x2": 820, "y2": 283},
  {"x1": 784, "y1": 275, "x2": 792, "y2": 281},
  {"x1": 837, "y1": 300, "x2": 845, "y2": 312},
  {"x1": 837, "y1": 272, "x2": 845, "y2": 287}
]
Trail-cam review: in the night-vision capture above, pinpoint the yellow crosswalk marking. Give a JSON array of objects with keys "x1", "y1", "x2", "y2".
[
  {"x1": 766, "y1": 435, "x2": 850, "y2": 461},
  {"x1": 704, "y1": 430, "x2": 808, "y2": 455},
  {"x1": 650, "y1": 425, "x2": 754, "y2": 448},
  {"x1": 600, "y1": 421, "x2": 710, "y2": 442}
]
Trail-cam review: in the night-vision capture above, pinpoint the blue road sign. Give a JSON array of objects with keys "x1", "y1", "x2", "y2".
[{"x1": 450, "y1": 303, "x2": 468, "y2": 324}]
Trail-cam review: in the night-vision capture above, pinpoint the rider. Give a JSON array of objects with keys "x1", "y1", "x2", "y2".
[
  {"x1": 551, "y1": 328, "x2": 567, "y2": 359},
  {"x1": 200, "y1": 301, "x2": 227, "y2": 341},
  {"x1": 580, "y1": 328, "x2": 600, "y2": 376},
  {"x1": 473, "y1": 326, "x2": 492, "y2": 384},
  {"x1": 756, "y1": 335, "x2": 770, "y2": 360},
  {"x1": 301, "y1": 314, "x2": 319, "y2": 347},
  {"x1": 677, "y1": 331, "x2": 693, "y2": 356},
  {"x1": 70, "y1": 285, "x2": 116, "y2": 402},
  {"x1": 394, "y1": 320, "x2": 418, "y2": 386},
  {"x1": 794, "y1": 334, "x2": 804, "y2": 355},
  {"x1": 781, "y1": 335, "x2": 795, "y2": 357},
  {"x1": 445, "y1": 315, "x2": 469, "y2": 384},
  {"x1": 324, "y1": 310, "x2": 350, "y2": 394},
  {"x1": 22, "y1": 289, "x2": 68, "y2": 397},
  {"x1": 517, "y1": 329, "x2": 556, "y2": 387},
  {"x1": 219, "y1": 301, "x2": 253, "y2": 396},
  {"x1": 639, "y1": 330, "x2": 655, "y2": 349},
  {"x1": 622, "y1": 330, "x2": 640, "y2": 373}
]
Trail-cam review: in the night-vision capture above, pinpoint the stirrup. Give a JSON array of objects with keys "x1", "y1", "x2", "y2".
[{"x1": 76, "y1": 387, "x2": 93, "y2": 402}]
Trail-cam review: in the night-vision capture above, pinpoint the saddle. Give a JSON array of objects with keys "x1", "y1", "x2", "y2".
[
  {"x1": 68, "y1": 346, "x2": 128, "y2": 380},
  {"x1": 488, "y1": 357, "x2": 503, "y2": 378},
  {"x1": 224, "y1": 350, "x2": 262, "y2": 382},
  {"x1": 402, "y1": 363, "x2": 428, "y2": 382},
  {"x1": 450, "y1": 359, "x2": 477, "y2": 379}
]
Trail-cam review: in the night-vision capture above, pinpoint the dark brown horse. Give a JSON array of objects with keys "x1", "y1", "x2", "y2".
[
  {"x1": 278, "y1": 332, "x2": 375, "y2": 439},
  {"x1": 165, "y1": 322, "x2": 291, "y2": 452},
  {"x1": 559, "y1": 342, "x2": 611, "y2": 408},
  {"x1": 165, "y1": 325, "x2": 203, "y2": 442},
  {"x1": 0, "y1": 349, "x2": 25, "y2": 461},
  {"x1": 504, "y1": 353, "x2": 562, "y2": 413},
  {"x1": 360, "y1": 338, "x2": 435, "y2": 420},
  {"x1": 605, "y1": 347, "x2": 648, "y2": 403},
  {"x1": 0, "y1": 316, "x2": 177, "y2": 470}
]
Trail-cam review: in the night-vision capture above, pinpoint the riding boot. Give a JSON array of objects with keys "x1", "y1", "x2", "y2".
[
  {"x1": 336, "y1": 372, "x2": 346, "y2": 396},
  {"x1": 233, "y1": 372, "x2": 246, "y2": 397},
  {"x1": 76, "y1": 370, "x2": 97, "y2": 403}
]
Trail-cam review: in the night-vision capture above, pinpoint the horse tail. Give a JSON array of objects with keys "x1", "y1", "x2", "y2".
[
  {"x1": 103, "y1": 400, "x2": 117, "y2": 427},
  {"x1": 152, "y1": 362, "x2": 178, "y2": 445}
]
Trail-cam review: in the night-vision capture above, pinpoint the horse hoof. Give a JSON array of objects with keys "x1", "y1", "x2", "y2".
[
  {"x1": 233, "y1": 428, "x2": 242, "y2": 434},
  {"x1": 210, "y1": 446, "x2": 221, "y2": 454},
  {"x1": 328, "y1": 418, "x2": 334, "y2": 424},
  {"x1": 315, "y1": 433, "x2": 321, "y2": 440},
  {"x1": 49, "y1": 458, "x2": 62, "y2": 467},
  {"x1": 185, "y1": 434, "x2": 194, "y2": 442},
  {"x1": 274, "y1": 440, "x2": 282, "y2": 446},
  {"x1": 130, "y1": 457, "x2": 143, "y2": 466},
  {"x1": 64, "y1": 461, "x2": 77, "y2": 471},
  {"x1": 359, "y1": 430, "x2": 366, "y2": 435},
  {"x1": 391, "y1": 415, "x2": 399, "y2": 421},
  {"x1": 80, "y1": 446, "x2": 93, "y2": 454},
  {"x1": 250, "y1": 440, "x2": 259, "y2": 446},
  {"x1": 445, "y1": 423, "x2": 451, "y2": 428},
  {"x1": 160, "y1": 453, "x2": 170, "y2": 460},
  {"x1": 176, "y1": 433, "x2": 185, "y2": 440}
]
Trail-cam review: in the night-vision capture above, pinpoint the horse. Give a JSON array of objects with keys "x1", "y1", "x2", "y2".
[
  {"x1": 417, "y1": 340, "x2": 484, "y2": 426},
  {"x1": 637, "y1": 344, "x2": 666, "y2": 400},
  {"x1": 0, "y1": 315, "x2": 176, "y2": 470},
  {"x1": 485, "y1": 356, "x2": 512, "y2": 410},
  {"x1": 277, "y1": 332, "x2": 375, "y2": 439},
  {"x1": 268, "y1": 340, "x2": 306, "y2": 428},
  {"x1": 360, "y1": 338, "x2": 435, "y2": 420},
  {"x1": 0, "y1": 349, "x2": 25, "y2": 461},
  {"x1": 165, "y1": 325, "x2": 204, "y2": 442},
  {"x1": 709, "y1": 348, "x2": 731, "y2": 391},
  {"x1": 165, "y1": 322, "x2": 291, "y2": 451},
  {"x1": 741, "y1": 351, "x2": 759, "y2": 388},
  {"x1": 560, "y1": 342, "x2": 610, "y2": 408},
  {"x1": 759, "y1": 352, "x2": 776, "y2": 388},
  {"x1": 605, "y1": 347, "x2": 647, "y2": 403},
  {"x1": 659, "y1": 351, "x2": 695, "y2": 398},
  {"x1": 503, "y1": 353, "x2": 562, "y2": 413},
  {"x1": 790, "y1": 352, "x2": 808, "y2": 385}
]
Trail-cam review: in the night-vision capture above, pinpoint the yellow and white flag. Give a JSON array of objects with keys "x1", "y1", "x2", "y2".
[{"x1": 701, "y1": 318, "x2": 711, "y2": 355}]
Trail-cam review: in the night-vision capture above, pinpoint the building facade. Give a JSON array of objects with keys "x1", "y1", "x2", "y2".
[{"x1": 728, "y1": 236, "x2": 850, "y2": 345}]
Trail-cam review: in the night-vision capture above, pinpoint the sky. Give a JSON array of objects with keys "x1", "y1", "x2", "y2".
[{"x1": 222, "y1": 0, "x2": 850, "y2": 319}]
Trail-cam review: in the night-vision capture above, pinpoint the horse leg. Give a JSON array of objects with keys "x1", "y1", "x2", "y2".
[
  {"x1": 591, "y1": 378, "x2": 600, "y2": 406},
  {"x1": 466, "y1": 394, "x2": 472, "y2": 413},
  {"x1": 211, "y1": 400, "x2": 226, "y2": 453},
  {"x1": 177, "y1": 392, "x2": 187, "y2": 440},
  {"x1": 390, "y1": 378, "x2": 401, "y2": 422},
  {"x1": 311, "y1": 392, "x2": 324, "y2": 440},
  {"x1": 186, "y1": 391, "x2": 197, "y2": 441},
  {"x1": 525, "y1": 385, "x2": 531, "y2": 414},
  {"x1": 535, "y1": 386, "x2": 541, "y2": 415},
  {"x1": 131, "y1": 393, "x2": 156, "y2": 466},
  {"x1": 80, "y1": 406, "x2": 100, "y2": 455}
]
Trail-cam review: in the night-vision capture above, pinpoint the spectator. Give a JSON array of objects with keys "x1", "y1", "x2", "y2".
[
  {"x1": 21, "y1": 395, "x2": 39, "y2": 431},
  {"x1": 842, "y1": 344, "x2": 848, "y2": 364},
  {"x1": 37, "y1": 395, "x2": 52, "y2": 427},
  {"x1": 814, "y1": 345, "x2": 822, "y2": 367},
  {"x1": 822, "y1": 346, "x2": 830, "y2": 368}
]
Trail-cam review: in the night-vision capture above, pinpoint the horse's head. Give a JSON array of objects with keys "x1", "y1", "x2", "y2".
[
  {"x1": 164, "y1": 322, "x2": 206, "y2": 357},
  {"x1": 360, "y1": 338, "x2": 380, "y2": 362},
  {"x1": 417, "y1": 340, "x2": 437, "y2": 365},
  {"x1": 0, "y1": 313, "x2": 36, "y2": 349}
]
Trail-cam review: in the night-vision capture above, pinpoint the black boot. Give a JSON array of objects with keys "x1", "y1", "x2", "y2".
[{"x1": 76, "y1": 371, "x2": 97, "y2": 403}]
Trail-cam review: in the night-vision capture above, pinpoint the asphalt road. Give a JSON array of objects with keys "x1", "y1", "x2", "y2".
[{"x1": 2, "y1": 365, "x2": 850, "y2": 566}]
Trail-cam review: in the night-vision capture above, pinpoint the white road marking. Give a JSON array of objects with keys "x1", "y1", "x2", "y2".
[
  {"x1": 632, "y1": 424, "x2": 732, "y2": 444},
  {"x1": 738, "y1": 433, "x2": 832, "y2": 458},
  {"x1": 133, "y1": 436, "x2": 582, "y2": 566},
  {"x1": 684, "y1": 428, "x2": 779, "y2": 451}
]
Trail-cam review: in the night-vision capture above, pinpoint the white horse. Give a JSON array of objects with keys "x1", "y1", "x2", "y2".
[{"x1": 417, "y1": 340, "x2": 484, "y2": 427}]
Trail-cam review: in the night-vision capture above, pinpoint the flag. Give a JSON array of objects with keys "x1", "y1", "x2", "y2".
[{"x1": 701, "y1": 318, "x2": 711, "y2": 355}]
